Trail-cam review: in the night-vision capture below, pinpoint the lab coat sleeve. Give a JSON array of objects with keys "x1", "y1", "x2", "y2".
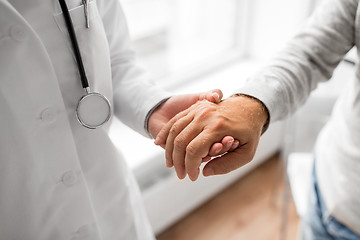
[
  {"x1": 96, "y1": 0, "x2": 172, "y2": 137},
  {"x1": 237, "y1": 0, "x2": 358, "y2": 123}
]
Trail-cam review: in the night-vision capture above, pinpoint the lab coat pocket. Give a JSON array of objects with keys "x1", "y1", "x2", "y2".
[
  {"x1": 54, "y1": 0, "x2": 113, "y2": 102},
  {"x1": 54, "y1": 0, "x2": 96, "y2": 32}
]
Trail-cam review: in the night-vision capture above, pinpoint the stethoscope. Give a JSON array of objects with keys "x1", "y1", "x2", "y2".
[{"x1": 58, "y1": 0, "x2": 112, "y2": 129}]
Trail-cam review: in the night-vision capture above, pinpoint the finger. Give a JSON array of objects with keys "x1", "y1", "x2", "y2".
[
  {"x1": 155, "y1": 108, "x2": 191, "y2": 147},
  {"x1": 229, "y1": 139, "x2": 240, "y2": 152},
  {"x1": 202, "y1": 144, "x2": 254, "y2": 177},
  {"x1": 208, "y1": 136, "x2": 235, "y2": 157},
  {"x1": 222, "y1": 136, "x2": 235, "y2": 152},
  {"x1": 185, "y1": 129, "x2": 224, "y2": 181},
  {"x1": 199, "y1": 89, "x2": 223, "y2": 103},
  {"x1": 165, "y1": 114, "x2": 194, "y2": 175},
  {"x1": 207, "y1": 143, "x2": 224, "y2": 157},
  {"x1": 166, "y1": 116, "x2": 198, "y2": 177},
  {"x1": 204, "y1": 137, "x2": 238, "y2": 162},
  {"x1": 172, "y1": 121, "x2": 204, "y2": 180}
]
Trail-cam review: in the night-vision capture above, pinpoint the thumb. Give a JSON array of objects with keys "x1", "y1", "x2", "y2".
[{"x1": 199, "y1": 89, "x2": 223, "y2": 103}]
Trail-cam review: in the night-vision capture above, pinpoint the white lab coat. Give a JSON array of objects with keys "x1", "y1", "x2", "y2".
[{"x1": 0, "y1": 0, "x2": 170, "y2": 239}]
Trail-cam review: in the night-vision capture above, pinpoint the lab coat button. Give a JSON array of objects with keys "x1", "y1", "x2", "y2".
[
  {"x1": 10, "y1": 25, "x2": 26, "y2": 42},
  {"x1": 61, "y1": 171, "x2": 77, "y2": 186},
  {"x1": 40, "y1": 108, "x2": 57, "y2": 123}
]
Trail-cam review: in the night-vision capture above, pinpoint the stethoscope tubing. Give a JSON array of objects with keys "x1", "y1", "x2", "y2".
[{"x1": 58, "y1": 0, "x2": 89, "y2": 89}]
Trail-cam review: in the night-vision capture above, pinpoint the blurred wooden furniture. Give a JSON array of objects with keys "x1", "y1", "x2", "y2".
[{"x1": 157, "y1": 154, "x2": 300, "y2": 240}]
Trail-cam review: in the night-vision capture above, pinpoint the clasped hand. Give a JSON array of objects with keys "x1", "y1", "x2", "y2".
[{"x1": 155, "y1": 95, "x2": 268, "y2": 181}]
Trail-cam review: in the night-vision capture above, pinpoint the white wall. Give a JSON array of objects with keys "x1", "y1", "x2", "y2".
[{"x1": 247, "y1": 0, "x2": 315, "y2": 59}]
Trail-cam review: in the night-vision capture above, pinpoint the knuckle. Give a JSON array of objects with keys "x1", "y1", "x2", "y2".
[
  {"x1": 197, "y1": 106, "x2": 213, "y2": 118},
  {"x1": 169, "y1": 123, "x2": 180, "y2": 136},
  {"x1": 186, "y1": 144, "x2": 198, "y2": 157},
  {"x1": 211, "y1": 118, "x2": 227, "y2": 131},
  {"x1": 174, "y1": 136, "x2": 186, "y2": 151}
]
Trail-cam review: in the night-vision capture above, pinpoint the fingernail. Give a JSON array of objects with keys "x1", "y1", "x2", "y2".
[
  {"x1": 154, "y1": 137, "x2": 160, "y2": 145},
  {"x1": 212, "y1": 92, "x2": 220, "y2": 102},
  {"x1": 226, "y1": 139, "x2": 234, "y2": 148},
  {"x1": 203, "y1": 168, "x2": 214, "y2": 177},
  {"x1": 214, "y1": 148, "x2": 221, "y2": 155}
]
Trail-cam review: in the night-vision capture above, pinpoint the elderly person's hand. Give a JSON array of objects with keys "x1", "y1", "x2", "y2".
[{"x1": 155, "y1": 95, "x2": 269, "y2": 181}]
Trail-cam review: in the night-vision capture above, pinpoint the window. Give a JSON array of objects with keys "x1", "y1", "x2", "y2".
[
  {"x1": 120, "y1": 0, "x2": 319, "y2": 89},
  {"x1": 120, "y1": 0, "x2": 249, "y2": 88}
]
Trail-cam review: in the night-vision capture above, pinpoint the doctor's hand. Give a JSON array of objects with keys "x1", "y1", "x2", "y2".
[{"x1": 155, "y1": 95, "x2": 269, "y2": 181}]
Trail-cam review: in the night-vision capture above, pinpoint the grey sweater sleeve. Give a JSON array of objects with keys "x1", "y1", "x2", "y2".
[{"x1": 238, "y1": 0, "x2": 358, "y2": 123}]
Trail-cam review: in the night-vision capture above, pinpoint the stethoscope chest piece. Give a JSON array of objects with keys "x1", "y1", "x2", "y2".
[
  {"x1": 76, "y1": 91, "x2": 112, "y2": 129},
  {"x1": 58, "y1": 0, "x2": 112, "y2": 129}
]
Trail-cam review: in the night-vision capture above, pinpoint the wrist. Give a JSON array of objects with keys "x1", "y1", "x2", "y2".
[
  {"x1": 231, "y1": 94, "x2": 270, "y2": 134},
  {"x1": 146, "y1": 97, "x2": 171, "y2": 138}
]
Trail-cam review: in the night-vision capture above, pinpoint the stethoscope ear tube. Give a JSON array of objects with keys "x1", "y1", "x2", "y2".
[{"x1": 58, "y1": 0, "x2": 112, "y2": 129}]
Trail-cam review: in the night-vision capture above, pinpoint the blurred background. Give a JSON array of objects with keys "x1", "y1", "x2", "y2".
[{"x1": 109, "y1": 0, "x2": 356, "y2": 239}]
